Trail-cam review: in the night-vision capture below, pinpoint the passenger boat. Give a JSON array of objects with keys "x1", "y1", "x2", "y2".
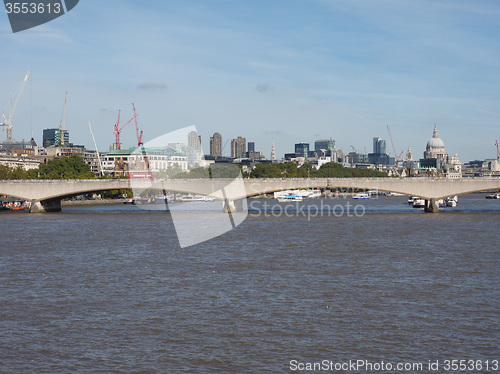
[
  {"x1": 274, "y1": 189, "x2": 320, "y2": 199},
  {"x1": 352, "y1": 192, "x2": 370, "y2": 199},
  {"x1": 412, "y1": 198, "x2": 425, "y2": 208},
  {"x1": 276, "y1": 193, "x2": 303, "y2": 202}
]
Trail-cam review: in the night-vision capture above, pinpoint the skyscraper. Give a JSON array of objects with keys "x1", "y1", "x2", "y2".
[
  {"x1": 231, "y1": 136, "x2": 246, "y2": 158},
  {"x1": 247, "y1": 141, "x2": 255, "y2": 158},
  {"x1": 373, "y1": 137, "x2": 386, "y2": 155},
  {"x1": 369, "y1": 137, "x2": 393, "y2": 166},
  {"x1": 210, "y1": 132, "x2": 222, "y2": 156},
  {"x1": 188, "y1": 131, "x2": 201, "y2": 151}
]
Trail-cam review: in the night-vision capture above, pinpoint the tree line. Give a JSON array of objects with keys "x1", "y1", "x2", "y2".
[
  {"x1": 0, "y1": 155, "x2": 95, "y2": 180},
  {"x1": 166, "y1": 161, "x2": 388, "y2": 179},
  {"x1": 1, "y1": 156, "x2": 388, "y2": 181}
]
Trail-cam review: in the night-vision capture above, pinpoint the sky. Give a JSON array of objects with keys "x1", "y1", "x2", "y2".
[{"x1": 1, "y1": 0, "x2": 499, "y2": 162}]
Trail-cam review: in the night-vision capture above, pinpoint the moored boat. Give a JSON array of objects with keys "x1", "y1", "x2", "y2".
[
  {"x1": 353, "y1": 192, "x2": 370, "y2": 199},
  {"x1": 276, "y1": 193, "x2": 303, "y2": 202},
  {"x1": 485, "y1": 193, "x2": 500, "y2": 199},
  {"x1": 446, "y1": 196, "x2": 458, "y2": 207},
  {"x1": 412, "y1": 198, "x2": 425, "y2": 208}
]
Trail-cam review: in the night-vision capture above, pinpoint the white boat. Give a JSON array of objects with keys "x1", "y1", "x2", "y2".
[
  {"x1": 385, "y1": 192, "x2": 404, "y2": 196},
  {"x1": 353, "y1": 192, "x2": 370, "y2": 199},
  {"x1": 301, "y1": 189, "x2": 322, "y2": 198},
  {"x1": 485, "y1": 193, "x2": 500, "y2": 199},
  {"x1": 446, "y1": 196, "x2": 458, "y2": 207},
  {"x1": 181, "y1": 195, "x2": 215, "y2": 202},
  {"x1": 412, "y1": 198, "x2": 425, "y2": 208},
  {"x1": 276, "y1": 193, "x2": 303, "y2": 202},
  {"x1": 274, "y1": 189, "x2": 320, "y2": 199}
]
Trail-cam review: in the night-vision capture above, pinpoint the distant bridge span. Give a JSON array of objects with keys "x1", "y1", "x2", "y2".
[{"x1": 0, "y1": 177, "x2": 499, "y2": 213}]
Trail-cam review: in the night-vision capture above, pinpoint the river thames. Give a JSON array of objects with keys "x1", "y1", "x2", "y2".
[{"x1": 1, "y1": 194, "x2": 499, "y2": 373}]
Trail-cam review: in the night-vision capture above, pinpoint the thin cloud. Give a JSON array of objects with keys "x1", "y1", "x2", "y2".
[
  {"x1": 138, "y1": 82, "x2": 167, "y2": 90},
  {"x1": 256, "y1": 83, "x2": 274, "y2": 93}
]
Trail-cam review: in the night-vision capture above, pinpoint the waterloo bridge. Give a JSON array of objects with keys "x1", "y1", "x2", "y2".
[{"x1": 1, "y1": 177, "x2": 499, "y2": 213}]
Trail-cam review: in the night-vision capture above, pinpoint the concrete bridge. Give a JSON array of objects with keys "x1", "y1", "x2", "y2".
[{"x1": 1, "y1": 177, "x2": 499, "y2": 213}]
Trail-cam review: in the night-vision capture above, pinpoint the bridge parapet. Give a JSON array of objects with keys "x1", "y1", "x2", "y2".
[{"x1": 1, "y1": 177, "x2": 499, "y2": 213}]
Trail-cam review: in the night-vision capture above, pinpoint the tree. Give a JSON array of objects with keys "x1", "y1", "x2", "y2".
[{"x1": 38, "y1": 155, "x2": 95, "y2": 179}]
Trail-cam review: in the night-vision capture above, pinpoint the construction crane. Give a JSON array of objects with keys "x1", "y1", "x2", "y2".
[
  {"x1": 1, "y1": 68, "x2": 31, "y2": 140},
  {"x1": 496, "y1": 139, "x2": 499, "y2": 161},
  {"x1": 350, "y1": 145, "x2": 357, "y2": 153},
  {"x1": 131, "y1": 103, "x2": 143, "y2": 147},
  {"x1": 113, "y1": 109, "x2": 137, "y2": 150},
  {"x1": 88, "y1": 121, "x2": 104, "y2": 176},
  {"x1": 387, "y1": 125, "x2": 403, "y2": 167},
  {"x1": 59, "y1": 91, "x2": 68, "y2": 146}
]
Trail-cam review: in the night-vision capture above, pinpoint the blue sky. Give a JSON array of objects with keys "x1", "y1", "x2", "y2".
[{"x1": 1, "y1": 0, "x2": 499, "y2": 162}]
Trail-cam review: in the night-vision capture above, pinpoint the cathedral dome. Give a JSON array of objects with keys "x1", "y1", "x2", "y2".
[
  {"x1": 424, "y1": 124, "x2": 448, "y2": 160},
  {"x1": 427, "y1": 136, "x2": 445, "y2": 149},
  {"x1": 426, "y1": 124, "x2": 445, "y2": 150}
]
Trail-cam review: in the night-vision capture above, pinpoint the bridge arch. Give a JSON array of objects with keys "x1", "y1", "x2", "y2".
[{"x1": 1, "y1": 177, "x2": 499, "y2": 212}]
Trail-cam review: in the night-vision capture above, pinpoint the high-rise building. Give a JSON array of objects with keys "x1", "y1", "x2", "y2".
[
  {"x1": 369, "y1": 137, "x2": 393, "y2": 166},
  {"x1": 314, "y1": 138, "x2": 335, "y2": 151},
  {"x1": 188, "y1": 131, "x2": 201, "y2": 151},
  {"x1": 209, "y1": 132, "x2": 222, "y2": 156},
  {"x1": 43, "y1": 128, "x2": 69, "y2": 148},
  {"x1": 295, "y1": 143, "x2": 309, "y2": 158},
  {"x1": 231, "y1": 136, "x2": 246, "y2": 158},
  {"x1": 271, "y1": 139, "x2": 276, "y2": 161},
  {"x1": 247, "y1": 141, "x2": 255, "y2": 158},
  {"x1": 372, "y1": 137, "x2": 386, "y2": 155}
]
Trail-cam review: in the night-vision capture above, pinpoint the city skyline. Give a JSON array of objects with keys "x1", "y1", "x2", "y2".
[{"x1": 1, "y1": 1, "x2": 499, "y2": 162}]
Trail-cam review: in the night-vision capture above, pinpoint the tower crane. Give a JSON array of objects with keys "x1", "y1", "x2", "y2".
[
  {"x1": 59, "y1": 91, "x2": 68, "y2": 146},
  {"x1": 113, "y1": 109, "x2": 137, "y2": 150},
  {"x1": 131, "y1": 103, "x2": 143, "y2": 147},
  {"x1": 387, "y1": 125, "x2": 403, "y2": 167},
  {"x1": 1, "y1": 69, "x2": 31, "y2": 140}
]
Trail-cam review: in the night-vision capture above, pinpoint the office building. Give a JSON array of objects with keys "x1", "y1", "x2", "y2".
[
  {"x1": 43, "y1": 128, "x2": 69, "y2": 148},
  {"x1": 247, "y1": 141, "x2": 255, "y2": 158},
  {"x1": 314, "y1": 139, "x2": 335, "y2": 151},
  {"x1": 372, "y1": 137, "x2": 386, "y2": 155},
  {"x1": 294, "y1": 143, "x2": 309, "y2": 158}
]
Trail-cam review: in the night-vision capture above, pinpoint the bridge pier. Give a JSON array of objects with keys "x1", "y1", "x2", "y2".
[
  {"x1": 424, "y1": 198, "x2": 439, "y2": 213},
  {"x1": 30, "y1": 198, "x2": 62, "y2": 213}
]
